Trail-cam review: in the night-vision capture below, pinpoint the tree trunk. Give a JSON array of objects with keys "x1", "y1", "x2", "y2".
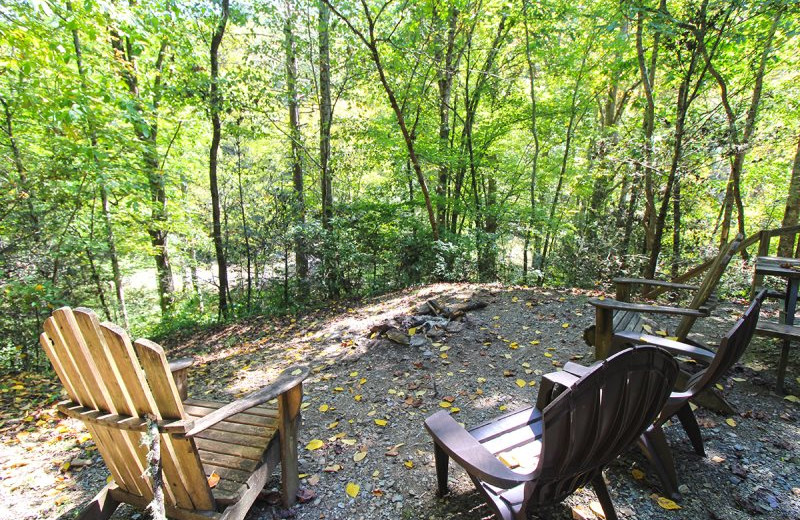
[
  {"x1": 777, "y1": 135, "x2": 800, "y2": 257},
  {"x1": 209, "y1": 0, "x2": 230, "y2": 318},
  {"x1": 325, "y1": 0, "x2": 438, "y2": 240},
  {"x1": 435, "y1": 4, "x2": 458, "y2": 231},
  {"x1": 285, "y1": 0, "x2": 308, "y2": 295},
  {"x1": 235, "y1": 128, "x2": 253, "y2": 311},
  {"x1": 110, "y1": 33, "x2": 175, "y2": 316},
  {"x1": 709, "y1": 7, "x2": 782, "y2": 248},
  {"x1": 522, "y1": 0, "x2": 539, "y2": 280}
]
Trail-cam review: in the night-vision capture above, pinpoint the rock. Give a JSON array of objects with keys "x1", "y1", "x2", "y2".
[
  {"x1": 678, "y1": 484, "x2": 690, "y2": 495},
  {"x1": 410, "y1": 335, "x2": 428, "y2": 348},
  {"x1": 386, "y1": 330, "x2": 410, "y2": 345}
]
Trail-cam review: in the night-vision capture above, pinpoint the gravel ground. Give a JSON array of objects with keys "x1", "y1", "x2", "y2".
[{"x1": 2, "y1": 283, "x2": 799, "y2": 520}]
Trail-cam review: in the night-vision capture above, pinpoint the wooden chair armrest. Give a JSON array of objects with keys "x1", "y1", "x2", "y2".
[
  {"x1": 613, "y1": 332, "x2": 715, "y2": 364},
  {"x1": 424, "y1": 411, "x2": 534, "y2": 488},
  {"x1": 169, "y1": 357, "x2": 195, "y2": 401},
  {"x1": 589, "y1": 298, "x2": 710, "y2": 317},
  {"x1": 613, "y1": 277, "x2": 700, "y2": 291},
  {"x1": 562, "y1": 362, "x2": 591, "y2": 377},
  {"x1": 184, "y1": 365, "x2": 309, "y2": 437}
]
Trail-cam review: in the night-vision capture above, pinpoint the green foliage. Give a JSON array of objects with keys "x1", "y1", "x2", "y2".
[{"x1": 1, "y1": 0, "x2": 799, "y2": 374}]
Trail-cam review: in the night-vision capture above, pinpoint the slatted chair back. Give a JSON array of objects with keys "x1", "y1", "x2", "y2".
[
  {"x1": 684, "y1": 290, "x2": 765, "y2": 396},
  {"x1": 39, "y1": 307, "x2": 216, "y2": 513},
  {"x1": 674, "y1": 233, "x2": 744, "y2": 339},
  {"x1": 531, "y1": 346, "x2": 678, "y2": 505}
]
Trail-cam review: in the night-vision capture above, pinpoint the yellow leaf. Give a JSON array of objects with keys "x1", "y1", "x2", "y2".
[
  {"x1": 11, "y1": 384, "x2": 24, "y2": 391},
  {"x1": 353, "y1": 451, "x2": 367, "y2": 462},
  {"x1": 561, "y1": 323, "x2": 569, "y2": 328},
  {"x1": 291, "y1": 368, "x2": 303, "y2": 376},
  {"x1": 656, "y1": 496, "x2": 682, "y2": 510},
  {"x1": 323, "y1": 464, "x2": 342, "y2": 472},
  {"x1": 528, "y1": 380, "x2": 536, "y2": 386},
  {"x1": 715, "y1": 383, "x2": 724, "y2": 391},
  {"x1": 408, "y1": 327, "x2": 417, "y2": 335},
  {"x1": 492, "y1": 316, "x2": 500, "y2": 320},
  {"x1": 509, "y1": 342, "x2": 519, "y2": 349},
  {"x1": 306, "y1": 439, "x2": 325, "y2": 451},
  {"x1": 60, "y1": 461, "x2": 70, "y2": 472},
  {"x1": 334, "y1": 387, "x2": 344, "y2": 392},
  {"x1": 341, "y1": 438, "x2": 357, "y2": 446},
  {"x1": 319, "y1": 404, "x2": 330, "y2": 412},
  {"x1": 544, "y1": 352, "x2": 553, "y2": 358},
  {"x1": 784, "y1": 395, "x2": 800, "y2": 403},
  {"x1": 439, "y1": 401, "x2": 452, "y2": 408},
  {"x1": 404, "y1": 460, "x2": 414, "y2": 469},
  {"x1": 477, "y1": 377, "x2": 487, "y2": 383},
  {"x1": 530, "y1": 340, "x2": 540, "y2": 345},
  {"x1": 345, "y1": 482, "x2": 360, "y2": 498},
  {"x1": 656, "y1": 330, "x2": 668, "y2": 336},
  {"x1": 350, "y1": 371, "x2": 358, "y2": 377},
  {"x1": 515, "y1": 379, "x2": 526, "y2": 388},
  {"x1": 354, "y1": 394, "x2": 362, "y2": 401},
  {"x1": 359, "y1": 378, "x2": 367, "y2": 385},
  {"x1": 328, "y1": 421, "x2": 339, "y2": 429},
  {"x1": 631, "y1": 468, "x2": 645, "y2": 480},
  {"x1": 499, "y1": 405, "x2": 507, "y2": 411},
  {"x1": 374, "y1": 419, "x2": 388, "y2": 426},
  {"x1": 725, "y1": 418, "x2": 737, "y2": 427},
  {"x1": 642, "y1": 324, "x2": 653, "y2": 333},
  {"x1": 450, "y1": 407, "x2": 460, "y2": 413},
  {"x1": 207, "y1": 472, "x2": 220, "y2": 488},
  {"x1": 439, "y1": 345, "x2": 451, "y2": 352},
  {"x1": 440, "y1": 353, "x2": 448, "y2": 359}
]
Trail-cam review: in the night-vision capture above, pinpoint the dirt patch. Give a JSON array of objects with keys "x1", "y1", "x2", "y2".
[{"x1": 1, "y1": 283, "x2": 798, "y2": 519}]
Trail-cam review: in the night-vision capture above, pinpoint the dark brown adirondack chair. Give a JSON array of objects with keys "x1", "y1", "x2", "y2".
[
  {"x1": 564, "y1": 290, "x2": 765, "y2": 498},
  {"x1": 586, "y1": 234, "x2": 744, "y2": 360},
  {"x1": 424, "y1": 346, "x2": 679, "y2": 520},
  {"x1": 39, "y1": 306, "x2": 308, "y2": 520}
]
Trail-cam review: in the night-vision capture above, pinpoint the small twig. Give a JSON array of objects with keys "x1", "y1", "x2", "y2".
[{"x1": 142, "y1": 414, "x2": 166, "y2": 520}]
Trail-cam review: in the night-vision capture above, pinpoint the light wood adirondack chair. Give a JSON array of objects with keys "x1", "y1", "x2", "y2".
[
  {"x1": 586, "y1": 234, "x2": 744, "y2": 360},
  {"x1": 39, "y1": 306, "x2": 308, "y2": 520}
]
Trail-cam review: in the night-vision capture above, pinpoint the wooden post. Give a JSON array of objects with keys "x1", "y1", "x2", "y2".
[
  {"x1": 595, "y1": 307, "x2": 613, "y2": 360},
  {"x1": 433, "y1": 443, "x2": 449, "y2": 496},
  {"x1": 278, "y1": 383, "x2": 302, "y2": 507},
  {"x1": 751, "y1": 229, "x2": 772, "y2": 298},
  {"x1": 615, "y1": 281, "x2": 630, "y2": 302}
]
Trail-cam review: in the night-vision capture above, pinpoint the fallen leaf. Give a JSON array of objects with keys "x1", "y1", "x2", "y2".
[
  {"x1": 656, "y1": 496, "x2": 681, "y2": 510},
  {"x1": 442, "y1": 395, "x2": 456, "y2": 402},
  {"x1": 207, "y1": 472, "x2": 220, "y2": 488},
  {"x1": 562, "y1": 323, "x2": 570, "y2": 328},
  {"x1": 589, "y1": 500, "x2": 606, "y2": 518},
  {"x1": 515, "y1": 379, "x2": 526, "y2": 388},
  {"x1": 345, "y1": 482, "x2": 360, "y2": 498},
  {"x1": 404, "y1": 460, "x2": 414, "y2": 468},
  {"x1": 327, "y1": 421, "x2": 338, "y2": 429},
  {"x1": 291, "y1": 368, "x2": 303, "y2": 376},
  {"x1": 341, "y1": 439, "x2": 357, "y2": 446},
  {"x1": 297, "y1": 487, "x2": 316, "y2": 502},
  {"x1": 408, "y1": 327, "x2": 417, "y2": 335},
  {"x1": 353, "y1": 451, "x2": 367, "y2": 462},
  {"x1": 323, "y1": 465, "x2": 342, "y2": 472},
  {"x1": 631, "y1": 468, "x2": 645, "y2": 480},
  {"x1": 307, "y1": 474, "x2": 320, "y2": 486},
  {"x1": 726, "y1": 418, "x2": 737, "y2": 427},
  {"x1": 306, "y1": 439, "x2": 324, "y2": 451},
  {"x1": 784, "y1": 395, "x2": 799, "y2": 403},
  {"x1": 374, "y1": 419, "x2": 388, "y2": 426},
  {"x1": 319, "y1": 404, "x2": 330, "y2": 412},
  {"x1": 354, "y1": 394, "x2": 362, "y2": 401},
  {"x1": 439, "y1": 401, "x2": 452, "y2": 408}
]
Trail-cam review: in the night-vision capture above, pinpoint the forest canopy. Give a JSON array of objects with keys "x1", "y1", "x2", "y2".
[{"x1": 1, "y1": 0, "x2": 798, "y2": 372}]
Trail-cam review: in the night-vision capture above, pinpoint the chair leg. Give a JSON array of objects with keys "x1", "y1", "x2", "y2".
[
  {"x1": 590, "y1": 473, "x2": 618, "y2": 520},
  {"x1": 434, "y1": 442, "x2": 449, "y2": 496},
  {"x1": 638, "y1": 425, "x2": 680, "y2": 500},
  {"x1": 675, "y1": 404, "x2": 705, "y2": 456},
  {"x1": 76, "y1": 484, "x2": 121, "y2": 520}
]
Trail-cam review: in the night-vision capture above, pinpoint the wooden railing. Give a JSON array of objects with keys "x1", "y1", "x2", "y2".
[{"x1": 641, "y1": 224, "x2": 800, "y2": 300}]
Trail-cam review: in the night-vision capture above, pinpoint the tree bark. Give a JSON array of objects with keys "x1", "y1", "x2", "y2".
[
  {"x1": 209, "y1": 0, "x2": 230, "y2": 318},
  {"x1": 318, "y1": 0, "x2": 337, "y2": 297},
  {"x1": 434, "y1": 3, "x2": 458, "y2": 231},
  {"x1": 285, "y1": 0, "x2": 308, "y2": 295},
  {"x1": 777, "y1": 135, "x2": 800, "y2": 257}
]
